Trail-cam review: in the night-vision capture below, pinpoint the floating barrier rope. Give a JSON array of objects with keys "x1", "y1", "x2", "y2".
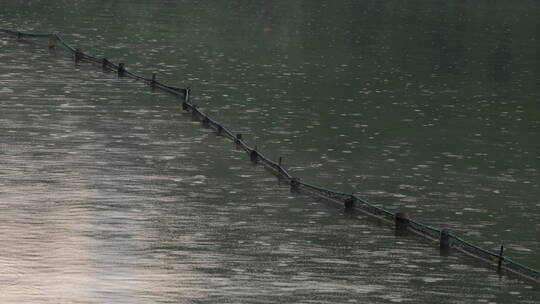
[{"x1": 2, "y1": 28, "x2": 539, "y2": 285}]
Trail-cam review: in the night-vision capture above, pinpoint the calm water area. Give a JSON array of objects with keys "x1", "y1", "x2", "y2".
[{"x1": 1, "y1": 0, "x2": 539, "y2": 303}]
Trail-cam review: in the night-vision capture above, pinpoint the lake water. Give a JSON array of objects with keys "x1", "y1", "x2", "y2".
[{"x1": 1, "y1": 0, "x2": 539, "y2": 303}]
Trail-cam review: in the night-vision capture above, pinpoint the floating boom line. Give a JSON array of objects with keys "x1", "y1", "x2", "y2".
[{"x1": 1, "y1": 28, "x2": 538, "y2": 285}]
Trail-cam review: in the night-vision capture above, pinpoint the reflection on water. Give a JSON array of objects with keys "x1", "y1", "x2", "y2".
[{"x1": 1, "y1": 0, "x2": 540, "y2": 303}]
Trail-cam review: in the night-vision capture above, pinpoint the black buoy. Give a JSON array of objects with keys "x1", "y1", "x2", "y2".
[
  {"x1": 290, "y1": 178, "x2": 301, "y2": 192},
  {"x1": 440, "y1": 229, "x2": 450, "y2": 254},
  {"x1": 102, "y1": 57, "x2": 109, "y2": 70},
  {"x1": 74, "y1": 48, "x2": 83, "y2": 62},
  {"x1": 395, "y1": 212, "x2": 410, "y2": 236},
  {"x1": 235, "y1": 134, "x2": 243, "y2": 144},
  {"x1": 344, "y1": 195, "x2": 356, "y2": 212},
  {"x1": 250, "y1": 148, "x2": 258, "y2": 163},
  {"x1": 117, "y1": 63, "x2": 125, "y2": 77}
]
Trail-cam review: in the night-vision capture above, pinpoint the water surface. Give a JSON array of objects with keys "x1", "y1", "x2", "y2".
[{"x1": 1, "y1": 1, "x2": 539, "y2": 303}]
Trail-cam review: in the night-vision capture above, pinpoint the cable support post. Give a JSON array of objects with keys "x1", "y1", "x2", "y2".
[
  {"x1": 151, "y1": 73, "x2": 157, "y2": 88},
  {"x1": 17, "y1": 31, "x2": 21, "y2": 40},
  {"x1": 498, "y1": 244, "x2": 504, "y2": 270},
  {"x1": 277, "y1": 157, "x2": 289, "y2": 177},
  {"x1": 184, "y1": 87, "x2": 191, "y2": 103}
]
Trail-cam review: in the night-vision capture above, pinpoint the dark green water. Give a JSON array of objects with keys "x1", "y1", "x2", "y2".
[{"x1": 1, "y1": 1, "x2": 539, "y2": 303}]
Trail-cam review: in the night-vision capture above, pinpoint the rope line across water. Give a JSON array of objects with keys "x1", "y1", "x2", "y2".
[{"x1": 2, "y1": 29, "x2": 538, "y2": 285}]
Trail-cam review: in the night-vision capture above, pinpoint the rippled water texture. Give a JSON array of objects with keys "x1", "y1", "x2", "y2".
[{"x1": 1, "y1": 0, "x2": 539, "y2": 303}]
